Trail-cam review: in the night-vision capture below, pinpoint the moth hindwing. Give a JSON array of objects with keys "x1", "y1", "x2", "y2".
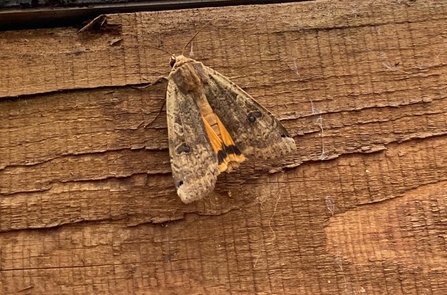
[{"x1": 166, "y1": 55, "x2": 296, "y2": 203}]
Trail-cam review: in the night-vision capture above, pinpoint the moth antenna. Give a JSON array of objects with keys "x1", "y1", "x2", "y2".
[
  {"x1": 181, "y1": 25, "x2": 206, "y2": 56},
  {"x1": 148, "y1": 45, "x2": 170, "y2": 55},
  {"x1": 189, "y1": 41, "x2": 195, "y2": 58}
]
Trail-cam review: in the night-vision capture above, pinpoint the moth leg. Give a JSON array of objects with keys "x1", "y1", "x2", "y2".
[{"x1": 152, "y1": 75, "x2": 169, "y2": 85}]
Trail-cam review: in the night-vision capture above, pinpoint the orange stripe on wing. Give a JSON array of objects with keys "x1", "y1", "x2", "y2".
[{"x1": 202, "y1": 115, "x2": 246, "y2": 173}]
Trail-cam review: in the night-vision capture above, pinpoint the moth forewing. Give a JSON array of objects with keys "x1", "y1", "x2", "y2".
[
  {"x1": 166, "y1": 55, "x2": 296, "y2": 203},
  {"x1": 166, "y1": 72, "x2": 219, "y2": 203},
  {"x1": 201, "y1": 65, "x2": 296, "y2": 159}
]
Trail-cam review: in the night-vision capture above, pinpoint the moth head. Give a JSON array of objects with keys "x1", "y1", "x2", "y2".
[
  {"x1": 169, "y1": 55, "x2": 177, "y2": 68},
  {"x1": 170, "y1": 55, "x2": 191, "y2": 70}
]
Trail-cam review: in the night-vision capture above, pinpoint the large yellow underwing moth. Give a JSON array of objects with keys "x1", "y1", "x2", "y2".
[{"x1": 167, "y1": 54, "x2": 296, "y2": 203}]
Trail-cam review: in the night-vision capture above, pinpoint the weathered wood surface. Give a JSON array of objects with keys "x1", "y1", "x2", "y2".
[{"x1": 1, "y1": 0, "x2": 447, "y2": 293}]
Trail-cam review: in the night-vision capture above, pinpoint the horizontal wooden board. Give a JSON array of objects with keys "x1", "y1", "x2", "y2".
[{"x1": 1, "y1": 0, "x2": 447, "y2": 294}]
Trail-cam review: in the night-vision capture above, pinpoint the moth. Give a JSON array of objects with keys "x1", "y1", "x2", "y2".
[{"x1": 167, "y1": 54, "x2": 296, "y2": 203}]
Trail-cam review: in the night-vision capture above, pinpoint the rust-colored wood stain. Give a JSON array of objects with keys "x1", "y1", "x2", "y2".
[{"x1": 1, "y1": 1, "x2": 447, "y2": 293}]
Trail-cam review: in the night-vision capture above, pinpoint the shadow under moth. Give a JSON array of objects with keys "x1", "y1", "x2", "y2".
[{"x1": 167, "y1": 54, "x2": 296, "y2": 203}]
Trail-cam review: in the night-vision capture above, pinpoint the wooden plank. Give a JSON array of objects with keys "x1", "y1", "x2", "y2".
[
  {"x1": 0, "y1": 0, "x2": 306, "y2": 31},
  {"x1": 1, "y1": 0, "x2": 447, "y2": 293}
]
